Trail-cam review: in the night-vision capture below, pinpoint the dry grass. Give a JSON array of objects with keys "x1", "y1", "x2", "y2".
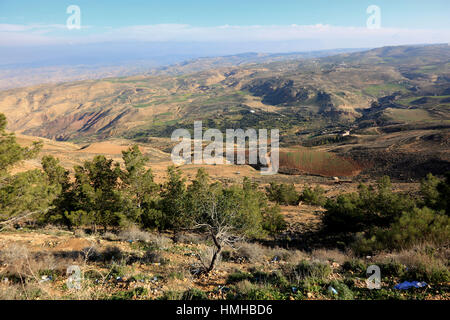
[
  {"x1": 173, "y1": 232, "x2": 206, "y2": 245},
  {"x1": 0, "y1": 227, "x2": 448, "y2": 300},
  {"x1": 311, "y1": 249, "x2": 349, "y2": 264},
  {"x1": 236, "y1": 242, "x2": 267, "y2": 263},
  {"x1": 118, "y1": 225, "x2": 152, "y2": 242},
  {"x1": 148, "y1": 234, "x2": 172, "y2": 250},
  {"x1": 374, "y1": 244, "x2": 450, "y2": 271}
]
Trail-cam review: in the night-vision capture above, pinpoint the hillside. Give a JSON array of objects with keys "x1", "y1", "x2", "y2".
[{"x1": 1, "y1": 44, "x2": 449, "y2": 179}]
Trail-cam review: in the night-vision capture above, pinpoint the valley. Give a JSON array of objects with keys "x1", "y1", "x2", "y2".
[{"x1": 1, "y1": 44, "x2": 449, "y2": 180}]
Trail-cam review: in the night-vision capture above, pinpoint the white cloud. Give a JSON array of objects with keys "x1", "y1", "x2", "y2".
[{"x1": 0, "y1": 23, "x2": 449, "y2": 49}]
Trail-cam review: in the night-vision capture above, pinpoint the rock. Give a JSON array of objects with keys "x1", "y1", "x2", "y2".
[{"x1": 331, "y1": 262, "x2": 340, "y2": 268}]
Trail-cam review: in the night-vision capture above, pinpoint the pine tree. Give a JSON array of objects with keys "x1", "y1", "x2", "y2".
[
  {"x1": 0, "y1": 113, "x2": 48, "y2": 223},
  {"x1": 159, "y1": 166, "x2": 187, "y2": 230},
  {"x1": 121, "y1": 145, "x2": 159, "y2": 222}
]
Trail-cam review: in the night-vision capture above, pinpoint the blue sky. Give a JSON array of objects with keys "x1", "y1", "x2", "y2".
[
  {"x1": 1, "y1": 0, "x2": 449, "y2": 29},
  {"x1": 0, "y1": 0, "x2": 449, "y2": 59}
]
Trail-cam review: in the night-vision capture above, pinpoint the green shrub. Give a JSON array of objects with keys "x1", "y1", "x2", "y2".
[
  {"x1": 245, "y1": 287, "x2": 286, "y2": 300},
  {"x1": 108, "y1": 263, "x2": 127, "y2": 278},
  {"x1": 292, "y1": 260, "x2": 331, "y2": 280},
  {"x1": 354, "y1": 207, "x2": 449, "y2": 254},
  {"x1": 355, "y1": 288, "x2": 404, "y2": 300},
  {"x1": 251, "y1": 270, "x2": 289, "y2": 288},
  {"x1": 109, "y1": 287, "x2": 148, "y2": 300},
  {"x1": 228, "y1": 282, "x2": 287, "y2": 300},
  {"x1": 420, "y1": 173, "x2": 442, "y2": 209},
  {"x1": 300, "y1": 185, "x2": 326, "y2": 206},
  {"x1": 227, "y1": 271, "x2": 253, "y2": 284},
  {"x1": 342, "y1": 259, "x2": 367, "y2": 276},
  {"x1": 181, "y1": 288, "x2": 208, "y2": 300},
  {"x1": 436, "y1": 172, "x2": 450, "y2": 216},
  {"x1": 403, "y1": 263, "x2": 450, "y2": 284},
  {"x1": 323, "y1": 177, "x2": 415, "y2": 233},
  {"x1": 228, "y1": 269, "x2": 289, "y2": 289},
  {"x1": 379, "y1": 261, "x2": 406, "y2": 278},
  {"x1": 421, "y1": 172, "x2": 450, "y2": 215},
  {"x1": 265, "y1": 183, "x2": 299, "y2": 205},
  {"x1": 327, "y1": 280, "x2": 354, "y2": 300},
  {"x1": 297, "y1": 277, "x2": 327, "y2": 294},
  {"x1": 262, "y1": 205, "x2": 287, "y2": 234},
  {"x1": 159, "y1": 290, "x2": 183, "y2": 300}
]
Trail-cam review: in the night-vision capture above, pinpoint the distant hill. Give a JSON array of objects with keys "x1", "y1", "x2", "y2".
[
  {"x1": 0, "y1": 48, "x2": 363, "y2": 90},
  {"x1": 0, "y1": 44, "x2": 447, "y2": 140},
  {"x1": 1, "y1": 43, "x2": 449, "y2": 179}
]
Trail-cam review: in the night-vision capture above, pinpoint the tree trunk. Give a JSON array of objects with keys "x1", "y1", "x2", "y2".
[{"x1": 207, "y1": 233, "x2": 222, "y2": 273}]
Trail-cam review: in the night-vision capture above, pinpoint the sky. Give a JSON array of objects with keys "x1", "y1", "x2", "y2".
[
  {"x1": 1, "y1": 0, "x2": 450, "y2": 29},
  {"x1": 0, "y1": 0, "x2": 449, "y2": 66}
]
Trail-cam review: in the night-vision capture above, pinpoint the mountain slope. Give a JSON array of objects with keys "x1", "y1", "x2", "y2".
[{"x1": 0, "y1": 44, "x2": 448, "y2": 144}]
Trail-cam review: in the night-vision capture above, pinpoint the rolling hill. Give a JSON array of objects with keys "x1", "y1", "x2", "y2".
[{"x1": 1, "y1": 44, "x2": 449, "y2": 179}]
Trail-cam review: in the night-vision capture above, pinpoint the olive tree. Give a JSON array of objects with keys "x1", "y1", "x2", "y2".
[{"x1": 186, "y1": 169, "x2": 265, "y2": 273}]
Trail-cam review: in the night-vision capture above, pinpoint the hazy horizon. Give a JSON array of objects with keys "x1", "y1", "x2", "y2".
[{"x1": 1, "y1": 0, "x2": 449, "y2": 70}]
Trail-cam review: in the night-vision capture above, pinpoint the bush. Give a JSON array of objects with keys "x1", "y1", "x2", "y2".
[
  {"x1": 341, "y1": 259, "x2": 367, "y2": 276},
  {"x1": 403, "y1": 262, "x2": 450, "y2": 284},
  {"x1": 300, "y1": 185, "x2": 326, "y2": 206},
  {"x1": 311, "y1": 249, "x2": 348, "y2": 264},
  {"x1": 109, "y1": 287, "x2": 148, "y2": 300},
  {"x1": 327, "y1": 280, "x2": 354, "y2": 300},
  {"x1": 420, "y1": 173, "x2": 442, "y2": 209},
  {"x1": 251, "y1": 270, "x2": 289, "y2": 288},
  {"x1": 102, "y1": 231, "x2": 117, "y2": 241},
  {"x1": 243, "y1": 287, "x2": 286, "y2": 300},
  {"x1": 140, "y1": 208, "x2": 165, "y2": 230},
  {"x1": 173, "y1": 232, "x2": 205, "y2": 244},
  {"x1": 92, "y1": 246, "x2": 123, "y2": 262},
  {"x1": 104, "y1": 246, "x2": 124, "y2": 262},
  {"x1": 265, "y1": 183, "x2": 299, "y2": 205},
  {"x1": 142, "y1": 249, "x2": 167, "y2": 264},
  {"x1": 227, "y1": 271, "x2": 253, "y2": 284},
  {"x1": 262, "y1": 205, "x2": 287, "y2": 234},
  {"x1": 323, "y1": 177, "x2": 415, "y2": 233},
  {"x1": 159, "y1": 291, "x2": 183, "y2": 300},
  {"x1": 378, "y1": 261, "x2": 406, "y2": 278},
  {"x1": 109, "y1": 263, "x2": 127, "y2": 278},
  {"x1": 228, "y1": 269, "x2": 289, "y2": 289},
  {"x1": 181, "y1": 288, "x2": 208, "y2": 300},
  {"x1": 228, "y1": 282, "x2": 287, "y2": 300},
  {"x1": 354, "y1": 207, "x2": 449, "y2": 254},
  {"x1": 436, "y1": 172, "x2": 450, "y2": 216},
  {"x1": 236, "y1": 242, "x2": 266, "y2": 263},
  {"x1": 421, "y1": 172, "x2": 450, "y2": 215},
  {"x1": 148, "y1": 234, "x2": 172, "y2": 250},
  {"x1": 290, "y1": 260, "x2": 332, "y2": 281},
  {"x1": 118, "y1": 225, "x2": 151, "y2": 242}
]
